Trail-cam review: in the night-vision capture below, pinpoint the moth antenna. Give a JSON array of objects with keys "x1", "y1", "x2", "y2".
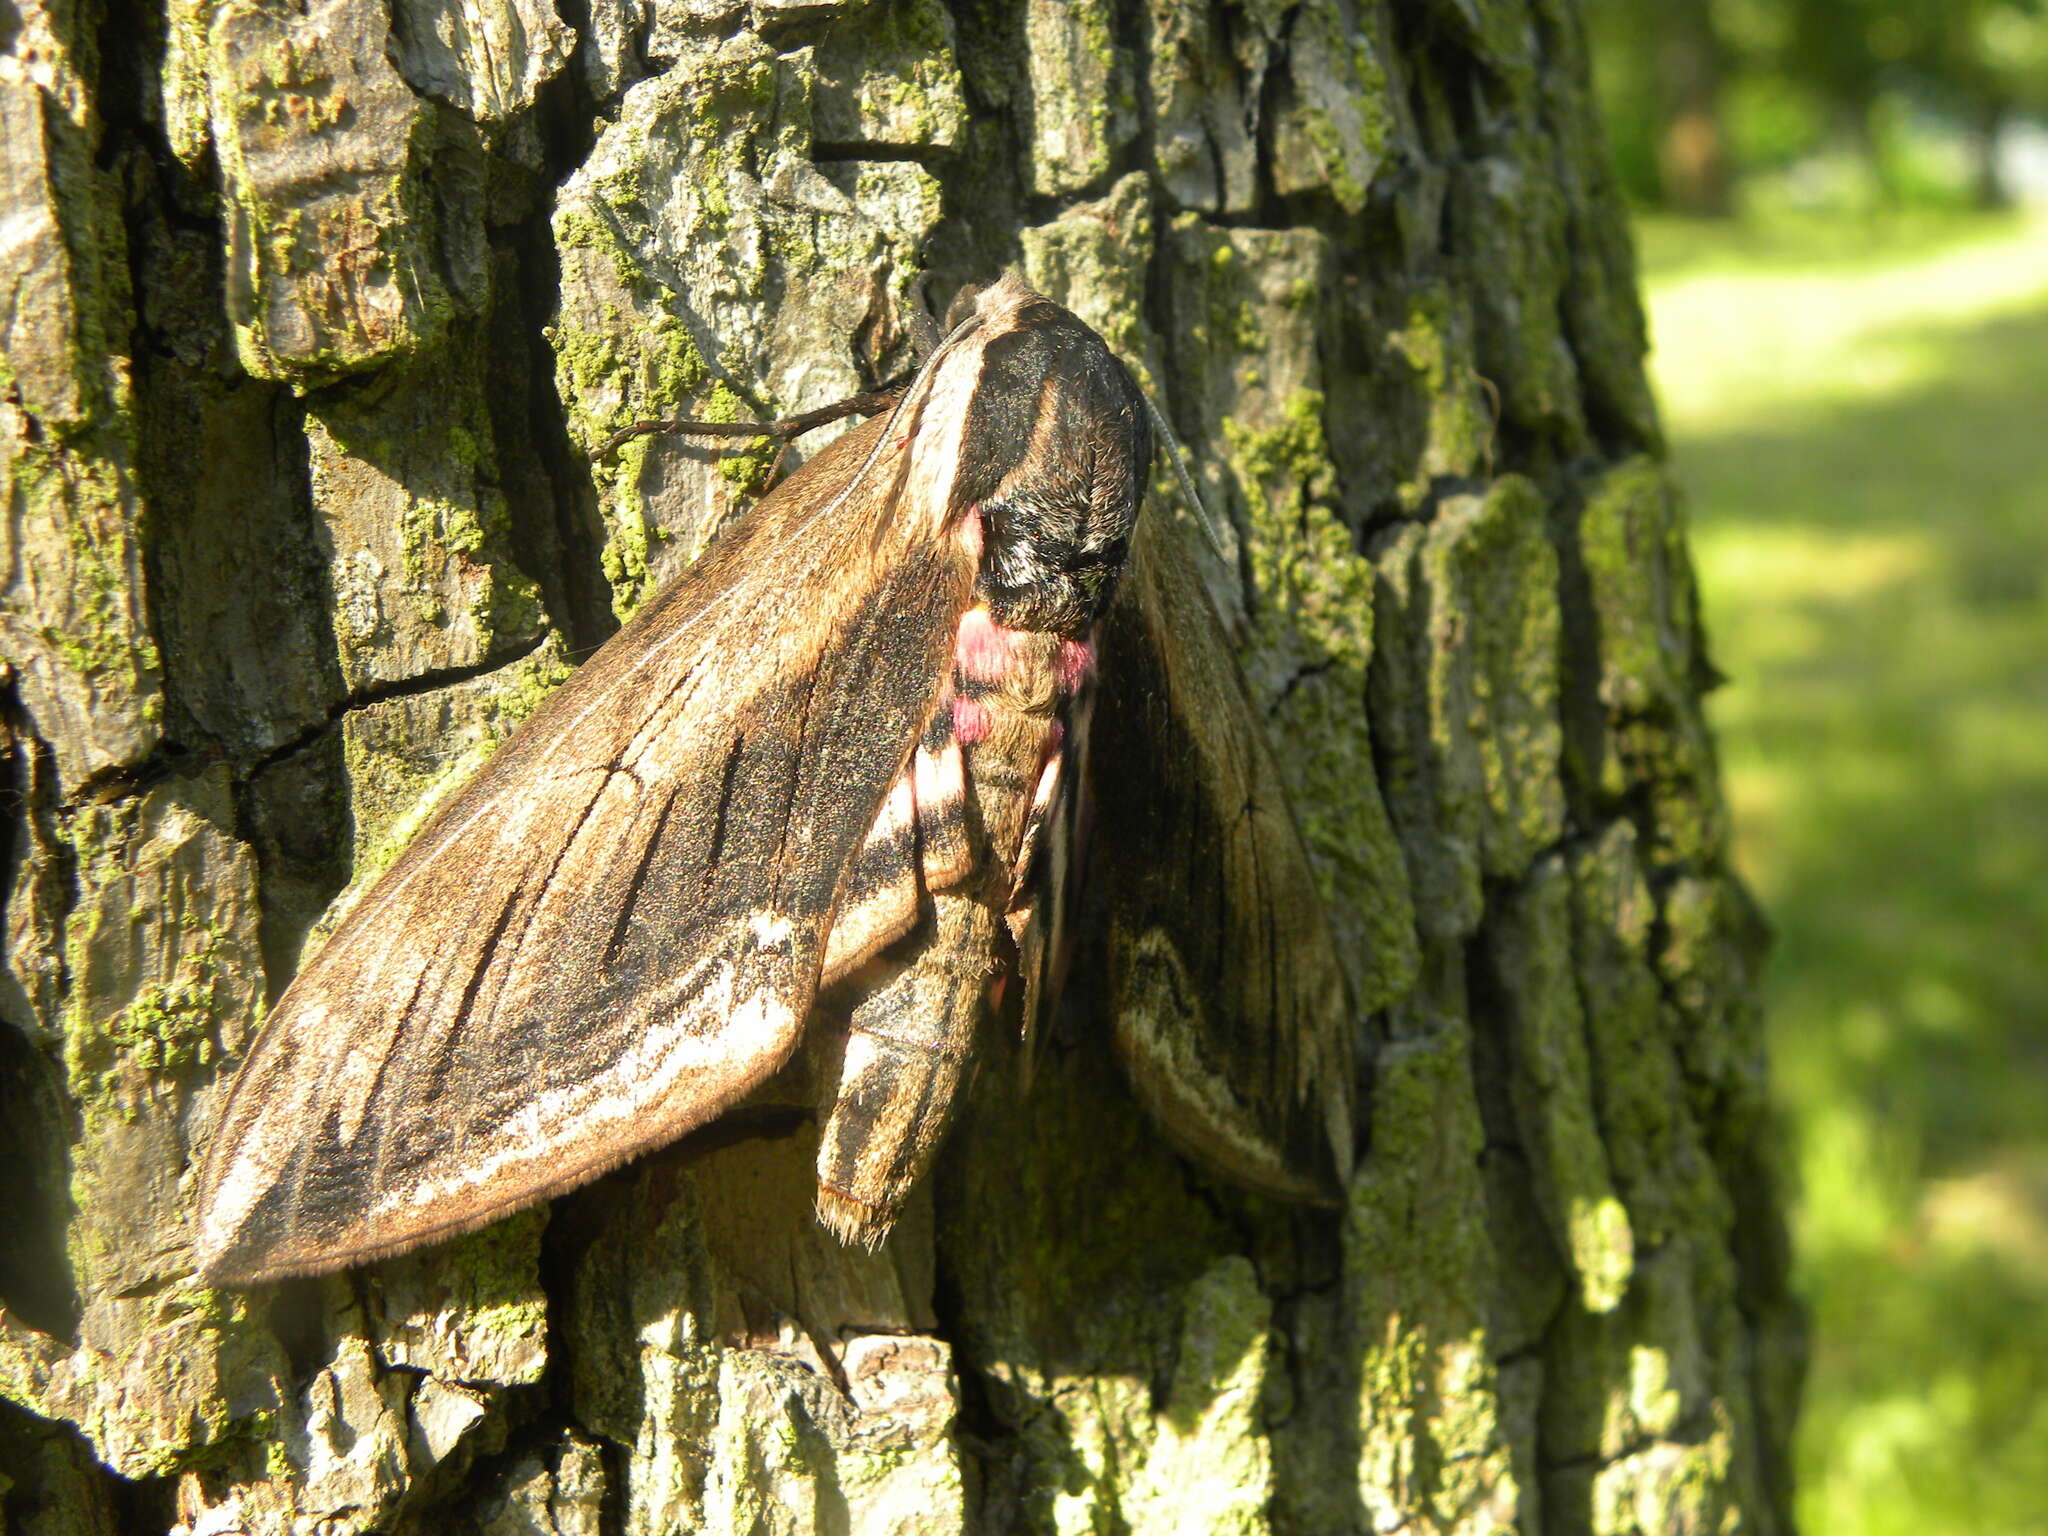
[
  {"x1": 942, "y1": 281, "x2": 985, "y2": 332},
  {"x1": 808, "y1": 296, "x2": 993, "y2": 531},
  {"x1": 1143, "y1": 393, "x2": 1229, "y2": 563},
  {"x1": 905, "y1": 279, "x2": 943, "y2": 361},
  {"x1": 759, "y1": 441, "x2": 793, "y2": 493}
]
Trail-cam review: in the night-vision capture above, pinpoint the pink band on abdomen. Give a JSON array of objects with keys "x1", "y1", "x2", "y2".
[{"x1": 952, "y1": 696, "x2": 992, "y2": 744}]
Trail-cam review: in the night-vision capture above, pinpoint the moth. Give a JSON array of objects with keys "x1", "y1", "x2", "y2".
[{"x1": 194, "y1": 277, "x2": 1356, "y2": 1286}]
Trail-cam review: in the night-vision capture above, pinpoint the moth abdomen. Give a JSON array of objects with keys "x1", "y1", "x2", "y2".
[{"x1": 815, "y1": 889, "x2": 998, "y2": 1247}]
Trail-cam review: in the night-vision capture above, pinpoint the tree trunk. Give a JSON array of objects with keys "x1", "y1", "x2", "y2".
[{"x1": 0, "y1": 1, "x2": 1803, "y2": 1532}]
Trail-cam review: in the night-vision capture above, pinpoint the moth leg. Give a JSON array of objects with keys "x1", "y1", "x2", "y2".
[{"x1": 814, "y1": 890, "x2": 1000, "y2": 1247}]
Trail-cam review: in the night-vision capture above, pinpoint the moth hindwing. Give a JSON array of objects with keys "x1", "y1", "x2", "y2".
[{"x1": 194, "y1": 276, "x2": 1354, "y2": 1285}]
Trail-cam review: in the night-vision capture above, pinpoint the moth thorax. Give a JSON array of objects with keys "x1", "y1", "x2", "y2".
[
  {"x1": 975, "y1": 496, "x2": 1134, "y2": 636},
  {"x1": 949, "y1": 307, "x2": 1153, "y2": 633}
]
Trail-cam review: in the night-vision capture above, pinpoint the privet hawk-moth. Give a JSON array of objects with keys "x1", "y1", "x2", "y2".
[{"x1": 194, "y1": 277, "x2": 1357, "y2": 1286}]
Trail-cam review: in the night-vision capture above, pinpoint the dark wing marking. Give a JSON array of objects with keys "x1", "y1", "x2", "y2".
[
  {"x1": 819, "y1": 727, "x2": 975, "y2": 986},
  {"x1": 1088, "y1": 507, "x2": 1356, "y2": 1202},
  {"x1": 197, "y1": 414, "x2": 978, "y2": 1283}
]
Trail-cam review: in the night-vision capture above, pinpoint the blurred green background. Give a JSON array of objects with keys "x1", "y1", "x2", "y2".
[{"x1": 1584, "y1": 2, "x2": 2048, "y2": 1531}]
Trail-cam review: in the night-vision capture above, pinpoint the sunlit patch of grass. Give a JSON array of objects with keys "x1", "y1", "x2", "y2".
[
  {"x1": 1643, "y1": 211, "x2": 2048, "y2": 1536},
  {"x1": 1641, "y1": 211, "x2": 2048, "y2": 432},
  {"x1": 1691, "y1": 527, "x2": 1936, "y2": 605},
  {"x1": 1633, "y1": 209, "x2": 2038, "y2": 283},
  {"x1": 1922, "y1": 1154, "x2": 2048, "y2": 1283}
]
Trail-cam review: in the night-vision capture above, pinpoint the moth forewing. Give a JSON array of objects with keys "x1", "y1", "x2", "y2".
[{"x1": 194, "y1": 407, "x2": 980, "y2": 1286}]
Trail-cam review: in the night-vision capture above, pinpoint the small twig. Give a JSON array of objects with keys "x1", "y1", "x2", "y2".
[{"x1": 586, "y1": 382, "x2": 910, "y2": 463}]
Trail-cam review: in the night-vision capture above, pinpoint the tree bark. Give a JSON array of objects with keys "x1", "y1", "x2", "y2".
[{"x1": 0, "y1": 1, "x2": 1802, "y2": 1532}]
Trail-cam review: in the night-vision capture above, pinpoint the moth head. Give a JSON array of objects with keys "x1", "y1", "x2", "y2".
[{"x1": 935, "y1": 278, "x2": 1154, "y2": 637}]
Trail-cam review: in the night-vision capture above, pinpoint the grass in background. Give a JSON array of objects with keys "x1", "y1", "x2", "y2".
[{"x1": 1637, "y1": 210, "x2": 2048, "y2": 1536}]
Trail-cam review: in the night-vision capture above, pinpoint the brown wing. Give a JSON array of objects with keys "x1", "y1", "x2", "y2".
[
  {"x1": 196, "y1": 414, "x2": 978, "y2": 1284},
  {"x1": 1088, "y1": 506, "x2": 1357, "y2": 1203}
]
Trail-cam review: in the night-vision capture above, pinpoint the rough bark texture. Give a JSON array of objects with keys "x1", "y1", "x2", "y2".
[{"x1": 0, "y1": 0, "x2": 1803, "y2": 1532}]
